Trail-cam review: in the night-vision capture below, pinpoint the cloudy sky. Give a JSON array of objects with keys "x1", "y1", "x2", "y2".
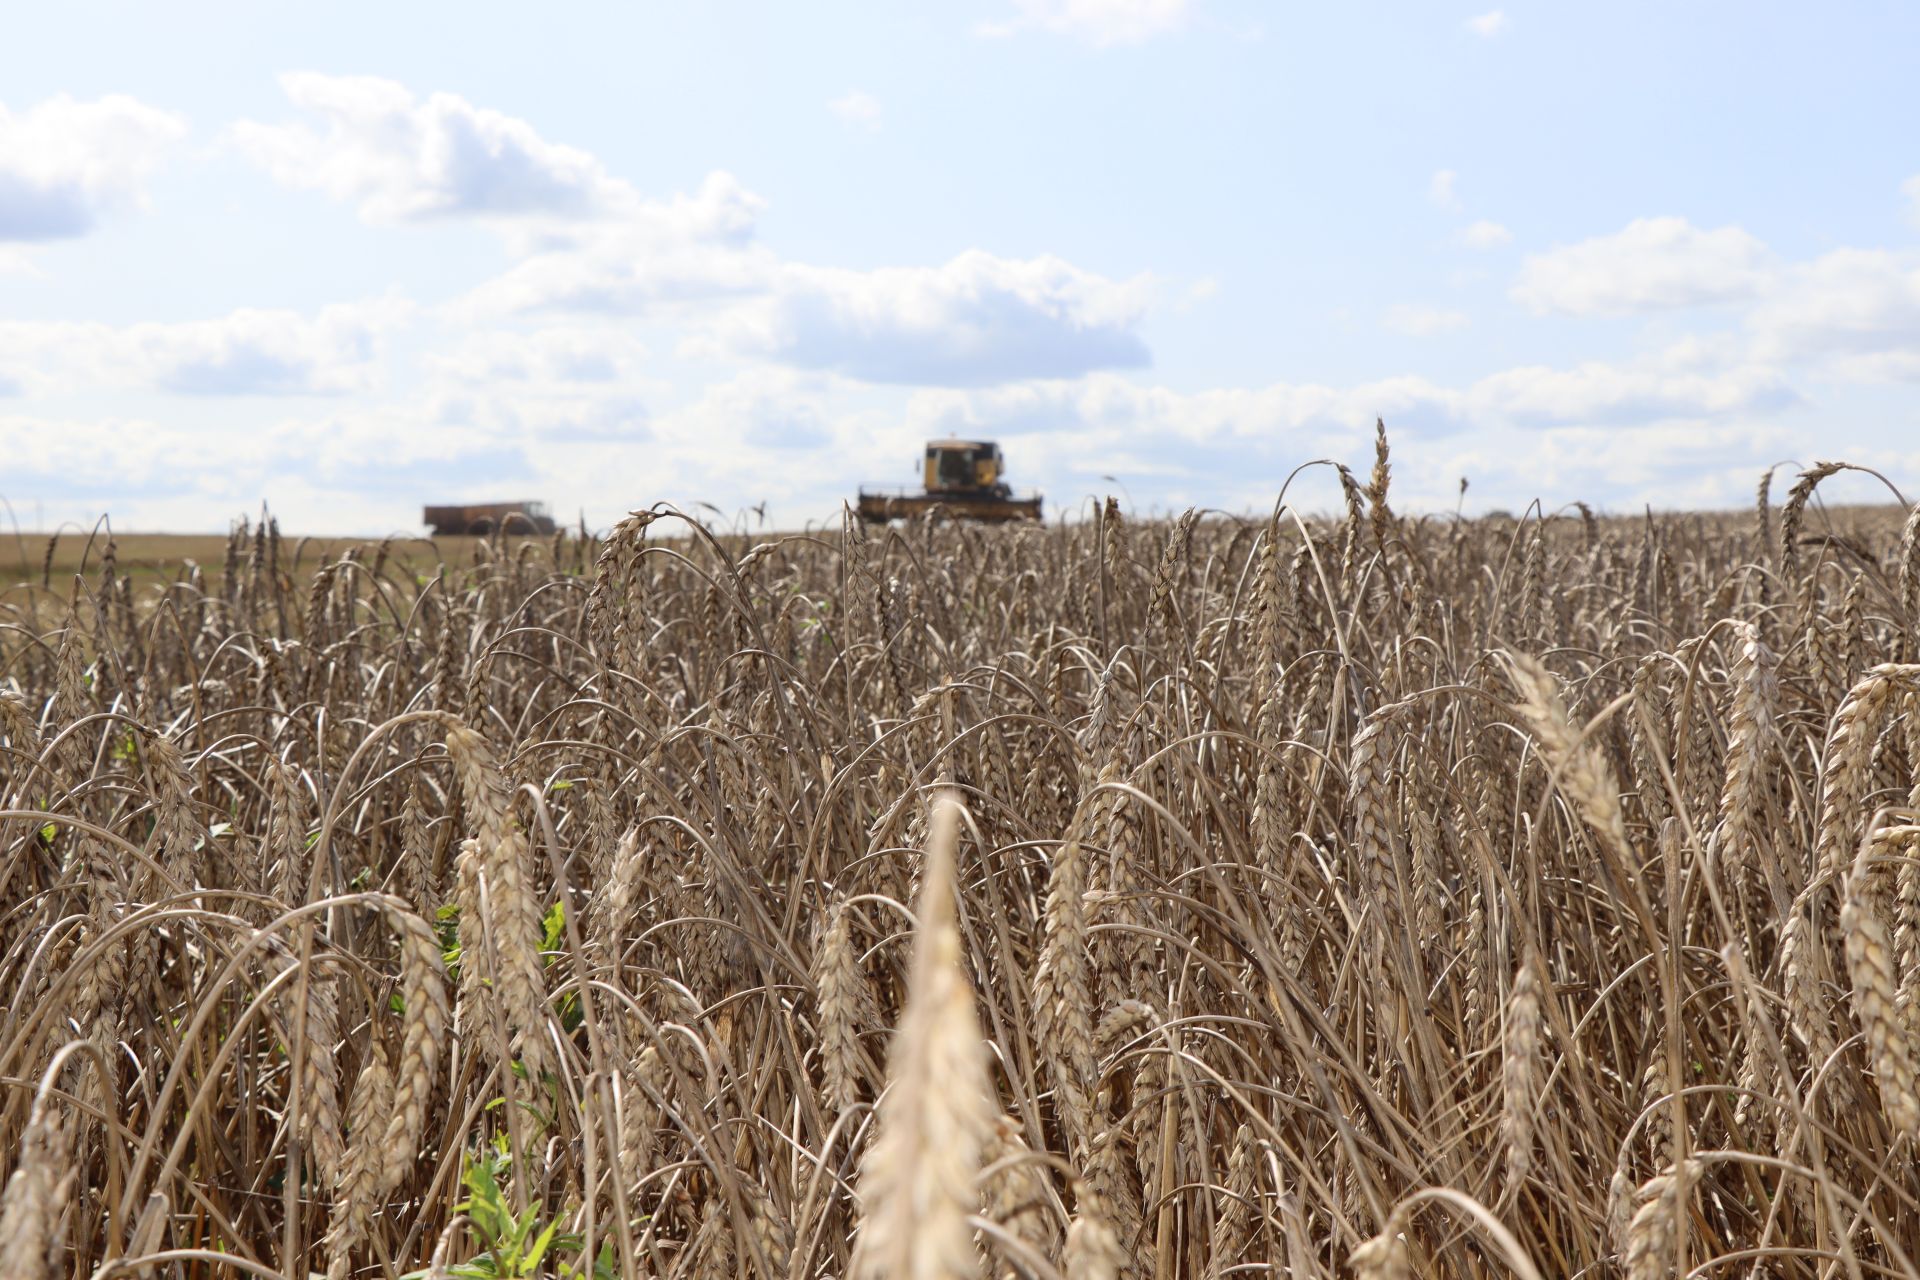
[{"x1": 3, "y1": 0, "x2": 1917, "y2": 533}]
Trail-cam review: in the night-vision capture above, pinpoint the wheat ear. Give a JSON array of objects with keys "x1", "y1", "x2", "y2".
[{"x1": 851, "y1": 790, "x2": 994, "y2": 1280}]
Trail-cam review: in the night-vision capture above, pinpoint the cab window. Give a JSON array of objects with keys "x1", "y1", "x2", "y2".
[{"x1": 935, "y1": 449, "x2": 972, "y2": 488}]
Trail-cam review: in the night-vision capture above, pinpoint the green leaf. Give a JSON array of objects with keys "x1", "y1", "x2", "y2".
[
  {"x1": 436, "y1": 1106, "x2": 600, "y2": 1279},
  {"x1": 522, "y1": 1216, "x2": 563, "y2": 1269}
]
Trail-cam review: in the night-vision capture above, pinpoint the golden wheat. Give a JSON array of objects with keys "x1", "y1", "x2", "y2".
[{"x1": 4, "y1": 452, "x2": 1920, "y2": 1277}]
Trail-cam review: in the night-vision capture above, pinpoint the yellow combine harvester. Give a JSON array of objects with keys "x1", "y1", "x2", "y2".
[{"x1": 857, "y1": 438, "x2": 1044, "y2": 524}]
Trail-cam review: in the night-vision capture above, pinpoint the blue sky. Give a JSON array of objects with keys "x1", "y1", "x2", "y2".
[{"x1": 3, "y1": 0, "x2": 1918, "y2": 532}]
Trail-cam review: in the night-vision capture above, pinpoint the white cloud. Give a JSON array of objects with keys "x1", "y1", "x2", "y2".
[
  {"x1": 662, "y1": 369, "x2": 840, "y2": 452},
  {"x1": 519, "y1": 370, "x2": 888, "y2": 520},
  {"x1": 460, "y1": 171, "x2": 772, "y2": 314},
  {"x1": 430, "y1": 384, "x2": 654, "y2": 444},
  {"x1": 1747, "y1": 248, "x2": 1920, "y2": 370},
  {"x1": 1467, "y1": 356, "x2": 1798, "y2": 425},
  {"x1": 131, "y1": 300, "x2": 413, "y2": 394},
  {"x1": 1905, "y1": 175, "x2": 1920, "y2": 227},
  {"x1": 1511, "y1": 216, "x2": 1773, "y2": 315},
  {"x1": 1, "y1": 414, "x2": 274, "y2": 500},
  {"x1": 232, "y1": 73, "x2": 629, "y2": 224},
  {"x1": 829, "y1": 91, "x2": 883, "y2": 132},
  {"x1": 432, "y1": 368, "x2": 883, "y2": 523},
  {"x1": 425, "y1": 327, "x2": 650, "y2": 385},
  {"x1": 0, "y1": 94, "x2": 186, "y2": 241},
  {"x1": 710, "y1": 251, "x2": 1156, "y2": 386},
  {"x1": 898, "y1": 353, "x2": 1809, "y2": 521},
  {"x1": 1477, "y1": 421, "x2": 1795, "y2": 511},
  {"x1": 479, "y1": 236, "x2": 1159, "y2": 386},
  {"x1": 0, "y1": 299, "x2": 412, "y2": 396},
  {"x1": 234, "y1": 75, "x2": 1160, "y2": 390},
  {"x1": 420, "y1": 328, "x2": 662, "y2": 443},
  {"x1": 1466, "y1": 10, "x2": 1507, "y2": 37},
  {"x1": 916, "y1": 346, "x2": 1799, "y2": 458},
  {"x1": 0, "y1": 406, "x2": 504, "y2": 531},
  {"x1": 910, "y1": 372, "x2": 1463, "y2": 453},
  {"x1": 1429, "y1": 169, "x2": 1461, "y2": 212},
  {"x1": 1383, "y1": 304, "x2": 1470, "y2": 336},
  {"x1": 1460, "y1": 219, "x2": 1513, "y2": 249},
  {"x1": 978, "y1": 0, "x2": 1196, "y2": 45},
  {"x1": 1, "y1": 338, "x2": 1816, "y2": 534}
]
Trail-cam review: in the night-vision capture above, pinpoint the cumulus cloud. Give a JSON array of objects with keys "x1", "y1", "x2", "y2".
[
  {"x1": 418, "y1": 329, "x2": 663, "y2": 444},
  {"x1": 1467, "y1": 357, "x2": 1798, "y2": 426},
  {"x1": 1482, "y1": 421, "x2": 1796, "y2": 510},
  {"x1": 1511, "y1": 216, "x2": 1773, "y2": 315},
  {"x1": 0, "y1": 94, "x2": 186, "y2": 241},
  {"x1": 234, "y1": 75, "x2": 1161, "y2": 389},
  {"x1": 425, "y1": 327, "x2": 649, "y2": 385},
  {"x1": 829, "y1": 91, "x2": 883, "y2": 131},
  {"x1": 461, "y1": 171, "x2": 771, "y2": 314},
  {"x1": 1383, "y1": 304, "x2": 1470, "y2": 336},
  {"x1": 910, "y1": 372, "x2": 1462, "y2": 452},
  {"x1": 431, "y1": 385, "x2": 654, "y2": 443},
  {"x1": 1466, "y1": 10, "x2": 1507, "y2": 37},
  {"x1": 1, "y1": 414, "x2": 271, "y2": 503},
  {"x1": 4, "y1": 342, "x2": 1814, "y2": 534},
  {"x1": 914, "y1": 346, "x2": 1798, "y2": 464},
  {"x1": 978, "y1": 0, "x2": 1196, "y2": 45},
  {"x1": 232, "y1": 73, "x2": 630, "y2": 224},
  {"x1": 472, "y1": 203, "x2": 1157, "y2": 386},
  {"x1": 711, "y1": 251, "x2": 1156, "y2": 386},
  {"x1": 490, "y1": 369, "x2": 892, "y2": 522},
  {"x1": 670, "y1": 370, "x2": 838, "y2": 450},
  {"x1": 0, "y1": 408, "x2": 506, "y2": 529},
  {"x1": 0, "y1": 299, "x2": 411, "y2": 396},
  {"x1": 1747, "y1": 248, "x2": 1920, "y2": 369},
  {"x1": 902, "y1": 373, "x2": 1481, "y2": 515},
  {"x1": 1428, "y1": 169, "x2": 1461, "y2": 212},
  {"x1": 132, "y1": 301, "x2": 413, "y2": 394},
  {"x1": 893, "y1": 350, "x2": 1813, "y2": 522},
  {"x1": 1460, "y1": 219, "x2": 1513, "y2": 249}
]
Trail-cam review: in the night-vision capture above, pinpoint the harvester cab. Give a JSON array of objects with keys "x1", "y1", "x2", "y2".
[
  {"x1": 858, "y1": 438, "x2": 1043, "y2": 524},
  {"x1": 926, "y1": 439, "x2": 1010, "y2": 497}
]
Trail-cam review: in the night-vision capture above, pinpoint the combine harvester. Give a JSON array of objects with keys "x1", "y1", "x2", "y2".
[{"x1": 856, "y1": 438, "x2": 1043, "y2": 524}]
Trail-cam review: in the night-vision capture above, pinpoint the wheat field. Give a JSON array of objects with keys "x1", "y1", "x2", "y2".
[{"x1": 5, "y1": 439, "x2": 1920, "y2": 1279}]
